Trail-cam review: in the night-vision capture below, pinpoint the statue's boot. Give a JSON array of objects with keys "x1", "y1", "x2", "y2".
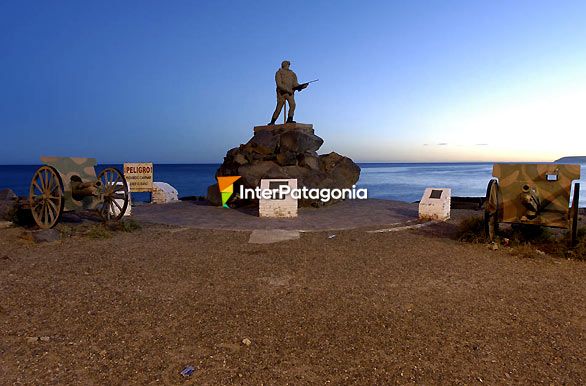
[
  {"x1": 268, "y1": 119, "x2": 276, "y2": 125},
  {"x1": 286, "y1": 116, "x2": 296, "y2": 123}
]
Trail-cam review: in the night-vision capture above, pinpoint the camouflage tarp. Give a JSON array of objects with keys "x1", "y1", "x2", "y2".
[
  {"x1": 40, "y1": 156, "x2": 99, "y2": 211},
  {"x1": 492, "y1": 163, "x2": 580, "y2": 228}
]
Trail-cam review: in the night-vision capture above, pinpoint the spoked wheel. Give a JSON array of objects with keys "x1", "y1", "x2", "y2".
[
  {"x1": 29, "y1": 166, "x2": 64, "y2": 229},
  {"x1": 484, "y1": 179, "x2": 501, "y2": 242},
  {"x1": 96, "y1": 167, "x2": 129, "y2": 221},
  {"x1": 569, "y1": 182, "x2": 580, "y2": 247}
]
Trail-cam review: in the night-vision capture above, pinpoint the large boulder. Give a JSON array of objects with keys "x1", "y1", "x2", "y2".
[
  {"x1": 298, "y1": 153, "x2": 320, "y2": 171},
  {"x1": 279, "y1": 131, "x2": 323, "y2": 153},
  {"x1": 0, "y1": 188, "x2": 17, "y2": 201},
  {"x1": 0, "y1": 188, "x2": 18, "y2": 221},
  {"x1": 237, "y1": 161, "x2": 281, "y2": 187},
  {"x1": 246, "y1": 131, "x2": 279, "y2": 155},
  {"x1": 207, "y1": 183, "x2": 222, "y2": 206},
  {"x1": 208, "y1": 123, "x2": 361, "y2": 207},
  {"x1": 152, "y1": 182, "x2": 179, "y2": 204},
  {"x1": 320, "y1": 152, "x2": 361, "y2": 188}
]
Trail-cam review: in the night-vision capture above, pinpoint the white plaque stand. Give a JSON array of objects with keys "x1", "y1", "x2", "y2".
[
  {"x1": 259, "y1": 179, "x2": 298, "y2": 218},
  {"x1": 419, "y1": 188, "x2": 451, "y2": 221}
]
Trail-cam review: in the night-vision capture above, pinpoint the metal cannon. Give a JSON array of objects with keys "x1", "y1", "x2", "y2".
[
  {"x1": 484, "y1": 163, "x2": 581, "y2": 245},
  {"x1": 28, "y1": 156, "x2": 130, "y2": 229}
]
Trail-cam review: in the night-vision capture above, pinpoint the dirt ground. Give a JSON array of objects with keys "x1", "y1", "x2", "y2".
[{"x1": 1, "y1": 216, "x2": 585, "y2": 384}]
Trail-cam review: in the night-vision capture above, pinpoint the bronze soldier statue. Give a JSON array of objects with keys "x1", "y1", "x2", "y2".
[{"x1": 268, "y1": 60, "x2": 310, "y2": 125}]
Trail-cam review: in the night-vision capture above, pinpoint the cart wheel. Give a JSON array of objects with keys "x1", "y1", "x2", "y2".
[
  {"x1": 29, "y1": 165, "x2": 64, "y2": 229},
  {"x1": 96, "y1": 167, "x2": 129, "y2": 221},
  {"x1": 484, "y1": 179, "x2": 500, "y2": 242},
  {"x1": 570, "y1": 182, "x2": 580, "y2": 247}
]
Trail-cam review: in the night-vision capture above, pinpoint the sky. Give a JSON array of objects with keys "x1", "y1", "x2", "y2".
[{"x1": 1, "y1": 0, "x2": 585, "y2": 164}]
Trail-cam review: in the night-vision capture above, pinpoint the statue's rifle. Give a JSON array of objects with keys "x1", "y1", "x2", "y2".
[{"x1": 294, "y1": 79, "x2": 319, "y2": 92}]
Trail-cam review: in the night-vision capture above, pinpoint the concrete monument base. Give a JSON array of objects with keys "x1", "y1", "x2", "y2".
[
  {"x1": 254, "y1": 122, "x2": 314, "y2": 134},
  {"x1": 208, "y1": 122, "x2": 360, "y2": 207}
]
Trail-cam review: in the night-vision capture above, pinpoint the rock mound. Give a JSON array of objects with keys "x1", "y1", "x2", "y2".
[
  {"x1": 0, "y1": 188, "x2": 18, "y2": 221},
  {"x1": 208, "y1": 123, "x2": 360, "y2": 207}
]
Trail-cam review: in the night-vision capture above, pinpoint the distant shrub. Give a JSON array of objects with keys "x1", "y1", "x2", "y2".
[
  {"x1": 508, "y1": 224, "x2": 552, "y2": 244},
  {"x1": 577, "y1": 226, "x2": 586, "y2": 239},
  {"x1": 456, "y1": 216, "x2": 485, "y2": 243},
  {"x1": 56, "y1": 224, "x2": 74, "y2": 238},
  {"x1": 569, "y1": 227, "x2": 586, "y2": 260},
  {"x1": 86, "y1": 224, "x2": 112, "y2": 239},
  {"x1": 457, "y1": 216, "x2": 586, "y2": 261},
  {"x1": 107, "y1": 219, "x2": 141, "y2": 233}
]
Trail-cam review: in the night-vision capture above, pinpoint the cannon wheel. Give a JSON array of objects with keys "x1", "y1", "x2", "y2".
[
  {"x1": 484, "y1": 179, "x2": 500, "y2": 242},
  {"x1": 29, "y1": 165, "x2": 64, "y2": 229},
  {"x1": 96, "y1": 167, "x2": 129, "y2": 222},
  {"x1": 570, "y1": 182, "x2": 580, "y2": 247}
]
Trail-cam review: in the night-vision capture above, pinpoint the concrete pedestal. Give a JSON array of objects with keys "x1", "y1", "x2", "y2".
[
  {"x1": 419, "y1": 188, "x2": 451, "y2": 221},
  {"x1": 253, "y1": 122, "x2": 314, "y2": 135},
  {"x1": 259, "y1": 179, "x2": 298, "y2": 218}
]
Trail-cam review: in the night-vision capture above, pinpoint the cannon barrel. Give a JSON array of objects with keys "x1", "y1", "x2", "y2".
[
  {"x1": 71, "y1": 175, "x2": 102, "y2": 200},
  {"x1": 519, "y1": 184, "x2": 541, "y2": 220}
]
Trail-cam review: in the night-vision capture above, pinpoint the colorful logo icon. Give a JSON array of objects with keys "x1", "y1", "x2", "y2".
[{"x1": 217, "y1": 176, "x2": 241, "y2": 208}]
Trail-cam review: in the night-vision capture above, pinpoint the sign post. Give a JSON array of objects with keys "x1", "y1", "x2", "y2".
[{"x1": 123, "y1": 163, "x2": 154, "y2": 201}]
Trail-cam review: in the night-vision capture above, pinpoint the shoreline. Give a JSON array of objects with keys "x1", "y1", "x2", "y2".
[{"x1": 2, "y1": 163, "x2": 585, "y2": 207}]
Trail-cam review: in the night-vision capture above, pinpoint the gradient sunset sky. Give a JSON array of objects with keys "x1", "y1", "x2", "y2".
[{"x1": 1, "y1": 0, "x2": 585, "y2": 164}]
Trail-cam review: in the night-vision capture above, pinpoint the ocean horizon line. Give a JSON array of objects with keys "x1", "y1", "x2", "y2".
[{"x1": 0, "y1": 160, "x2": 565, "y2": 167}]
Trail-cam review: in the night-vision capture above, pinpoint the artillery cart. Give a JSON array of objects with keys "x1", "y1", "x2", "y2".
[
  {"x1": 484, "y1": 163, "x2": 581, "y2": 245},
  {"x1": 28, "y1": 157, "x2": 130, "y2": 229}
]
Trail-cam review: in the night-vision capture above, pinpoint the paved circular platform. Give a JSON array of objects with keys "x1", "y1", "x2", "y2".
[{"x1": 132, "y1": 199, "x2": 419, "y2": 231}]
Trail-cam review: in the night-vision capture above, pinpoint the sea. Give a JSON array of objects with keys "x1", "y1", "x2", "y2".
[{"x1": 1, "y1": 163, "x2": 584, "y2": 206}]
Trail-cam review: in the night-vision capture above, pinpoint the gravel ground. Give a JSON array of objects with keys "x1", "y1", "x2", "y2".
[{"x1": 1, "y1": 217, "x2": 585, "y2": 384}]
